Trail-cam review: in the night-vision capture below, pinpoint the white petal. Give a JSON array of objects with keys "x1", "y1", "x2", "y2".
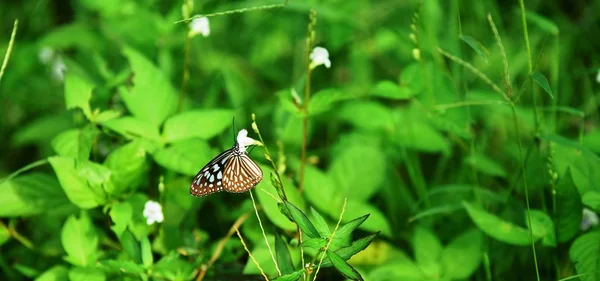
[
  {"x1": 236, "y1": 129, "x2": 257, "y2": 152},
  {"x1": 189, "y1": 16, "x2": 210, "y2": 37}
]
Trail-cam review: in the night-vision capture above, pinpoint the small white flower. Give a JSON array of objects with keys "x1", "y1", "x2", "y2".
[
  {"x1": 596, "y1": 69, "x2": 600, "y2": 84},
  {"x1": 39, "y1": 47, "x2": 55, "y2": 64},
  {"x1": 236, "y1": 129, "x2": 259, "y2": 152},
  {"x1": 143, "y1": 200, "x2": 164, "y2": 225},
  {"x1": 189, "y1": 16, "x2": 210, "y2": 37},
  {"x1": 309, "y1": 46, "x2": 331, "y2": 69},
  {"x1": 582, "y1": 208, "x2": 599, "y2": 231},
  {"x1": 51, "y1": 57, "x2": 67, "y2": 82}
]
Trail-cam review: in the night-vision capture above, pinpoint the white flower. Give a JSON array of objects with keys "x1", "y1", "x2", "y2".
[
  {"x1": 309, "y1": 46, "x2": 331, "y2": 69},
  {"x1": 143, "y1": 200, "x2": 164, "y2": 225},
  {"x1": 582, "y1": 208, "x2": 599, "y2": 231},
  {"x1": 236, "y1": 129, "x2": 258, "y2": 152},
  {"x1": 596, "y1": 69, "x2": 600, "y2": 84},
  {"x1": 51, "y1": 57, "x2": 67, "y2": 82},
  {"x1": 189, "y1": 16, "x2": 210, "y2": 37},
  {"x1": 39, "y1": 47, "x2": 55, "y2": 64}
]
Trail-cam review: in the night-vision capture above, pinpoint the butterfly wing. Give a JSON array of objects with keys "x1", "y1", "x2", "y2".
[
  {"x1": 190, "y1": 149, "x2": 232, "y2": 197},
  {"x1": 222, "y1": 153, "x2": 263, "y2": 193}
]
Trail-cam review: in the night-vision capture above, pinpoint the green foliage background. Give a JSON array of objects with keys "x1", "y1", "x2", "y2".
[{"x1": 1, "y1": 0, "x2": 600, "y2": 280}]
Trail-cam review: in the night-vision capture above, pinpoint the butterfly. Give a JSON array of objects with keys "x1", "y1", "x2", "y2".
[{"x1": 190, "y1": 129, "x2": 263, "y2": 197}]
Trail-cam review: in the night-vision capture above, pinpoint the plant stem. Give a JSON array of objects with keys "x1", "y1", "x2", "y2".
[
  {"x1": 0, "y1": 19, "x2": 17, "y2": 85},
  {"x1": 178, "y1": 30, "x2": 191, "y2": 112}
]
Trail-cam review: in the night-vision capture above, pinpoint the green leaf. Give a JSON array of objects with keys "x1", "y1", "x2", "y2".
[
  {"x1": 161, "y1": 109, "x2": 234, "y2": 143},
  {"x1": 528, "y1": 209, "x2": 556, "y2": 247},
  {"x1": 326, "y1": 250, "x2": 363, "y2": 281},
  {"x1": 583, "y1": 191, "x2": 600, "y2": 211},
  {"x1": 104, "y1": 140, "x2": 149, "y2": 193},
  {"x1": 463, "y1": 201, "x2": 533, "y2": 246},
  {"x1": 394, "y1": 120, "x2": 449, "y2": 154},
  {"x1": 334, "y1": 214, "x2": 369, "y2": 242},
  {"x1": 371, "y1": 80, "x2": 414, "y2": 100},
  {"x1": 100, "y1": 260, "x2": 145, "y2": 274},
  {"x1": 0, "y1": 173, "x2": 72, "y2": 217},
  {"x1": 34, "y1": 265, "x2": 69, "y2": 281},
  {"x1": 141, "y1": 235, "x2": 153, "y2": 267},
  {"x1": 300, "y1": 238, "x2": 327, "y2": 249},
  {"x1": 61, "y1": 211, "x2": 98, "y2": 267},
  {"x1": 64, "y1": 73, "x2": 93, "y2": 119},
  {"x1": 283, "y1": 201, "x2": 320, "y2": 239},
  {"x1": 121, "y1": 47, "x2": 177, "y2": 127},
  {"x1": 328, "y1": 144, "x2": 386, "y2": 201},
  {"x1": 153, "y1": 139, "x2": 214, "y2": 176},
  {"x1": 49, "y1": 156, "x2": 107, "y2": 209},
  {"x1": 547, "y1": 134, "x2": 600, "y2": 194},
  {"x1": 309, "y1": 88, "x2": 354, "y2": 116},
  {"x1": 275, "y1": 232, "x2": 295, "y2": 274},
  {"x1": 109, "y1": 202, "x2": 132, "y2": 238},
  {"x1": 51, "y1": 126, "x2": 98, "y2": 161},
  {"x1": 343, "y1": 200, "x2": 392, "y2": 237},
  {"x1": 101, "y1": 116, "x2": 161, "y2": 141},
  {"x1": 464, "y1": 153, "x2": 507, "y2": 177},
  {"x1": 459, "y1": 35, "x2": 489, "y2": 63},
  {"x1": 153, "y1": 253, "x2": 196, "y2": 280},
  {"x1": 303, "y1": 165, "x2": 338, "y2": 214},
  {"x1": 310, "y1": 208, "x2": 331, "y2": 237},
  {"x1": 441, "y1": 229, "x2": 482, "y2": 280},
  {"x1": 413, "y1": 226, "x2": 442, "y2": 278},
  {"x1": 556, "y1": 168, "x2": 583, "y2": 242},
  {"x1": 256, "y1": 168, "x2": 305, "y2": 232},
  {"x1": 368, "y1": 254, "x2": 424, "y2": 281},
  {"x1": 0, "y1": 223, "x2": 10, "y2": 246},
  {"x1": 531, "y1": 71, "x2": 554, "y2": 99},
  {"x1": 320, "y1": 233, "x2": 379, "y2": 267},
  {"x1": 12, "y1": 114, "x2": 74, "y2": 147},
  {"x1": 94, "y1": 110, "x2": 121, "y2": 123},
  {"x1": 569, "y1": 230, "x2": 600, "y2": 281},
  {"x1": 272, "y1": 269, "x2": 304, "y2": 281},
  {"x1": 337, "y1": 101, "x2": 394, "y2": 132},
  {"x1": 525, "y1": 11, "x2": 559, "y2": 35},
  {"x1": 68, "y1": 267, "x2": 105, "y2": 281}
]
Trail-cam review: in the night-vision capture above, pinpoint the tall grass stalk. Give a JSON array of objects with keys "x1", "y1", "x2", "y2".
[
  {"x1": 236, "y1": 229, "x2": 269, "y2": 281},
  {"x1": 0, "y1": 19, "x2": 18, "y2": 85},
  {"x1": 175, "y1": 3, "x2": 287, "y2": 23},
  {"x1": 249, "y1": 190, "x2": 281, "y2": 276},
  {"x1": 299, "y1": 9, "x2": 317, "y2": 193},
  {"x1": 311, "y1": 198, "x2": 348, "y2": 281}
]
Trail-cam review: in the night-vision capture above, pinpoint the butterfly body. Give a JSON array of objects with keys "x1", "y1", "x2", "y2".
[{"x1": 190, "y1": 130, "x2": 263, "y2": 197}]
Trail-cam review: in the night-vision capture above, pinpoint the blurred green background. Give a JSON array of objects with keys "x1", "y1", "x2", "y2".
[{"x1": 1, "y1": 0, "x2": 600, "y2": 280}]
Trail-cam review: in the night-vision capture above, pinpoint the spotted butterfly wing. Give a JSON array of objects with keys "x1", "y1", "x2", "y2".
[
  {"x1": 190, "y1": 149, "x2": 233, "y2": 197},
  {"x1": 223, "y1": 153, "x2": 263, "y2": 193}
]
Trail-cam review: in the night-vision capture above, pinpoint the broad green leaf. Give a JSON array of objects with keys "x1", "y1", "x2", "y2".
[
  {"x1": 94, "y1": 110, "x2": 121, "y2": 123},
  {"x1": 343, "y1": 200, "x2": 392, "y2": 237},
  {"x1": 464, "y1": 153, "x2": 506, "y2": 177},
  {"x1": 104, "y1": 140, "x2": 149, "y2": 193},
  {"x1": 320, "y1": 233, "x2": 379, "y2": 268},
  {"x1": 61, "y1": 212, "x2": 98, "y2": 267},
  {"x1": 310, "y1": 208, "x2": 331, "y2": 236},
  {"x1": 161, "y1": 109, "x2": 234, "y2": 143},
  {"x1": 121, "y1": 47, "x2": 177, "y2": 127},
  {"x1": 109, "y1": 202, "x2": 132, "y2": 238},
  {"x1": 153, "y1": 254, "x2": 197, "y2": 280},
  {"x1": 394, "y1": 121, "x2": 449, "y2": 154},
  {"x1": 556, "y1": 169, "x2": 583, "y2": 242},
  {"x1": 64, "y1": 73, "x2": 93, "y2": 119},
  {"x1": 459, "y1": 35, "x2": 489, "y2": 63},
  {"x1": 399, "y1": 63, "x2": 424, "y2": 95},
  {"x1": 34, "y1": 265, "x2": 69, "y2": 281},
  {"x1": 328, "y1": 144, "x2": 386, "y2": 201},
  {"x1": 441, "y1": 229, "x2": 482, "y2": 280},
  {"x1": 413, "y1": 226, "x2": 442, "y2": 278},
  {"x1": 272, "y1": 269, "x2": 304, "y2": 281},
  {"x1": 309, "y1": 88, "x2": 354, "y2": 116},
  {"x1": 0, "y1": 223, "x2": 9, "y2": 246},
  {"x1": 141, "y1": 235, "x2": 153, "y2": 267},
  {"x1": 302, "y1": 165, "x2": 338, "y2": 218},
  {"x1": 12, "y1": 114, "x2": 74, "y2": 147},
  {"x1": 100, "y1": 260, "x2": 145, "y2": 274},
  {"x1": 51, "y1": 126, "x2": 98, "y2": 161},
  {"x1": 68, "y1": 267, "x2": 105, "y2": 281},
  {"x1": 49, "y1": 156, "x2": 107, "y2": 208},
  {"x1": 256, "y1": 167, "x2": 305, "y2": 231},
  {"x1": 243, "y1": 236, "x2": 283, "y2": 277},
  {"x1": 583, "y1": 191, "x2": 600, "y2": 211},
  {"x1": 371, "y1": 81, "x2": 414, "y2": 100},
  {"x1": 528, "y1": 210, "x2": 556, "y2": 247},
  {"x1": 584, "y1": 130, "x2": 600, "y2": 154},
  {"x1": 463, "y1": 201, "x2": 533, "y2": 246},
  {"x1": 77, "y1": 160, "x2": 117, "y2": 195},
  {"x1": 569, "y1": 230, "x2": 600, "y2": 281},
  {"x1": 275, "y1": 232, "x2": 295, "y2": 274},
  {"x1": 284, "y1": 201, "x2": 320, "y2": 239},
  {"x1": 0, "y1": 173, "x2": 72, "y2": 217},
  {"x1": 119, "y1": 229, "x2": 141, "y2": 263},
  {"x1": 546, "y1": 134, "x2": 600, "y2": 194},
  {"x1": 337, "y1": 101, "x2": 394, "y2": 132},
  {"x1": 369, "y1": 255, "x2": 424, "y2": 281},
  {"x1": 531, "y1": 71, "x2": 554, "y2": 99},
  {"x1": 101, "y1": 116, "x2": 161, "y2": 142},
  {"x1": 326, "y1": 250, "x2": 363, "y2": 281},
  {"x1": 153, "y1": 139, "x2": 213, "y2": 176}
]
